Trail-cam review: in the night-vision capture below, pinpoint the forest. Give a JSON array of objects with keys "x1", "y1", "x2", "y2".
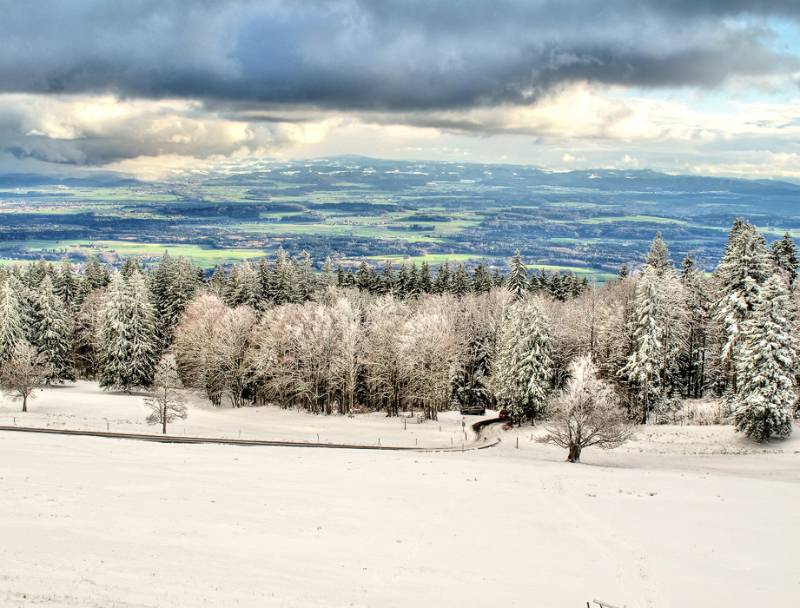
[{"x1": 0, "y1": 218, "x2": 797, "y2": 446}]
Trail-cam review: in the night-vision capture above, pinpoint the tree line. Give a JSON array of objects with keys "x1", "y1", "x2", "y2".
[{"x1": 0, "y1": 220, "x2": 797, "y2": 443}]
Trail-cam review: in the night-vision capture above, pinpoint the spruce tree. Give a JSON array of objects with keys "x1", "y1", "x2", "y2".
[
  {"x1": 53, "y1": 258, "x2": 78, "y2": 311},
  {"x1": 417, "y1": 261, "x2": 432, "y2": 293},
  {"x1": 451, "y1": 264, "x2": 471, "y2": 297},
  {"x1": 98, "y1": 272, "x2": 158, "y2": 391},
  {"x1": 770, "y1": 232, "x2": 798, "y2": 287},
  {"x1": 733, "y1": 274, "x2": 797, "y2": 441},
  {"x1": 619, "y1": 266, "x2": 665, "y2": 424},
  {"x1": 505, "y1": 250, "x2": 529, "y2": 301},
  {"x1": 31, "y1": 276, "x2": 73, "y2": 383},
  {"x1": 714, "y1": 220, "x2": 769, "y2": 391},
  {"x1": 645, "y1": 232, "x2": 671, "y2": 276},
  {"x1": 472, "y1": 264, "x2": 492, "y2": 293},
  {"x1": 493, "y1": 300, "x2": 552, "y2": 423},
  {"x1": 0, "y1": 277, "x2": 25, "y2": 363},
  {"x1": 433, "y1": 262, "x2": 450, "y2": 294}
]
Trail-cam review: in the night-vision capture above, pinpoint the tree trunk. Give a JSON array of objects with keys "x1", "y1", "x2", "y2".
[
  {"x1": 162, "y1": 417, "x2": 167, "y2": 435},
  {"x1": 22, "y1": 395, "x2": 27, "y2": 413},
  {"x1": 567, "y1": 443, "x2": 581, "y2": 463}
]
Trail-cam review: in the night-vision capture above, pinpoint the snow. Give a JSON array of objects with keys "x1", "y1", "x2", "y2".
[
  {"x1": 0, "y1": 381, "x2": 482, "y2": 449},
  {"x1": 1, "y1": 385, "x2": 799, "y2": 607}
]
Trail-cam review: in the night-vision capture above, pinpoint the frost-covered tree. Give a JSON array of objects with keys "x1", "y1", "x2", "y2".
[
  {"x1": 0, "y1": 342, "x2": 46, "y2": 412},
  {"x1": 770, "y1": 232, "x2": 798, "y2": 287},
  {"x1": 173, "y1": 294, "x2": 229, "y2": 406},
  {"x1": 0, "y1": 277, "x2": 25, "y2": 363},
  {"x1": 681, "y1": 259, "x2": 711, "y2": 398},
  {"x1": 645, "y1": 232, "x2": 672, "y2": 276},
  {"x1": 401, "y1": 298, "x2": 461, "y2": 420},
  {"x1": 97, "y1": 272, "x2": 158, "y2": 391},
  {"x1": 144, "y1": 354, "x2": 187, "y2": 434},
  {"x1": 362, "y1": 297, "x2": 412, "y2": 416},
  {"x1": 505, "y1": 250, "x2": 529, "y2": 301},
  {"x1": 31, "y1": 276, "x2": 73, "y2": 383},
  {"x1": 733, "y1": 275, "x2": 797, "y2": 442},
  {"x1": 714, "y1": 219, "x2": 770, "y2": 392},
  {"x1": 53, "y1": 258, "x2": 79, "y2": 311},
  {"x1": 545, "y1": 355, "x2": 631, "y2": 462},
  {"x1": 150, "y1": 252, "x2": 198, "y2": 349},
  {"x1": 619, "y1": 266, "x2": 686, "y2": 423},
  {"x1": 206, "y1": 306, "x2": 257, "y2": 408},
  {"x1": 493, "y1": 299, "x2": 552, "y2": 423}
]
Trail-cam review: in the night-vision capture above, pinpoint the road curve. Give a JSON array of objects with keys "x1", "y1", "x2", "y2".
[{"x1": 0, "y1": 418, "x2": 502, "y2": 452}]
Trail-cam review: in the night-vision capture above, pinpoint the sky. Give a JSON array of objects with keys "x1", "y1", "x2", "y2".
[{"x1": 1, "y1": 0, "x2": 799, "y2": 181}]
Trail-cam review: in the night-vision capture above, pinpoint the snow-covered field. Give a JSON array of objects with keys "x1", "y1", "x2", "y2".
[
  {"x1": 1, "y1": 384, "x2": 799, "y2": 607},
  {"x1": 0, "y1": 381, "x2": 482, "y2": 449}
]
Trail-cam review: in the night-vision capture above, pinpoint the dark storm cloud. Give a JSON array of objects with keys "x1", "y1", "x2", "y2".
[{"x1": 0, "y1": 0, "x2": 798, "y2": 112}]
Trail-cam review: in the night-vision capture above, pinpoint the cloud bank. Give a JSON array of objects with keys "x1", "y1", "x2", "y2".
[{"x1": 0, "y1": 0, "x2": 798, "y2": 177}]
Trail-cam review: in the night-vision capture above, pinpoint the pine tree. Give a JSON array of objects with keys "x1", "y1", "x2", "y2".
[
  {"x1": 733, "y1": 275, "x2": 797, "y2": 441},
  {"x1": 98, "y1": 272, "x2": 158, "y2": 391},
  {"x1": 505, "y1": 250, "x2": 529, "y2": 301},
  {"x1": 0, "y1": 277, "x2": 25, "y2": 363},
  {"x1": 770, "y1": 232, "x2": 798, "y2": 287},
  {"x1": 493, "y1": 300, "x2": 552, "y2": 423},
  {"x1": 31, "y1": 276, "x2": 73, "y2": 383}
]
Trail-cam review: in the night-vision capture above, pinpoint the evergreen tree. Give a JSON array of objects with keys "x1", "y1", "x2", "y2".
[
  {"x1": 0, "y1": 277, "x2": 25, "y2": 363},
  {"x1": 472, "y1": 264, "x2": 492, "y2": 293},
  {"x1": 321, "y1": 257, "x2": 335, "y2": 287},
  {"x1": 417, "y1": 261, "x2": 432, "y2": 294},
  {"x1": 645, "y1": 232, "x2": 672, "y2": 275},
  {"x1": 120, "y1": 257, "x2": 141, "y2": 279},
  {"x1": 208, "y1": 265, "x2": 226, "y2": 297},
  {"x1": 505, "y1": 250, "x2": 529, "y2": 301},
  {"x1": 98, "y1": 272, "x2": 158, "y2": 391},
  {"x1": 451, "y1": 332, "x2": 495, "y2": 412},
  {"x1": 770, "y1": 232, "x2": 798, "y2": 287},
  {"x1": 356, "y1": 261, "x2": 376, "y2": 292},
  {"x1": 714, "y1": 219, "x2": 770, "y2": 392},
  {"x1": 31, "y1": 276, "x2": 73, "y2": 383},
  {"x1": 493, "y1": 300, "x2": 552, "y2": 423},
  {"x1": 451, "y1": 264, "x2": 471, "y2": 297},
  {"x1": 433, "y1": 262, "x2": 450, "y2": 294},
  {"x1": 53, "y1": 258, "x2": 79, "y2": 311},
  {"x1": 84, "y1": 257, "x2": 110, "y2": 289},
  {"x1": 619, "y1": 266, "x2": 686, "y2": 422},
  {"x1": 296, "y1": 251, "x2": 317, "y2": 301},
  {"x1": 733, "y1": 274, "x2": 797, "y2": 441},
  {"x1": 151, "y1": 253, "x2": 198, "y2": 349},
  {"x1": 681, "y1": 262, "x2": 711, "y2": 398}
]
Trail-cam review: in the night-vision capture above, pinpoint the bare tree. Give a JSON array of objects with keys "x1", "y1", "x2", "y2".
[
  {"x1": 0, "y1": 342, "x2": 46, "y2": 412},
  {"x1": 544, "y1": 354, "x2": 632, "y2": 462},
  {"x1": 402, "y1": 296, "x2": 462, "y2": 420},
  {"x1": 144, "y1": 354, "x2": 187, "y2": 434},
  {"x1": 362, "y1": 296, "x2": 412, "y2": 416},
  {"x1": 173, "y1": 294, "x2": 228, "y2": 405},
  {"x1": 206, "y1": 306, "x2": 258, "y2": 408}
]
